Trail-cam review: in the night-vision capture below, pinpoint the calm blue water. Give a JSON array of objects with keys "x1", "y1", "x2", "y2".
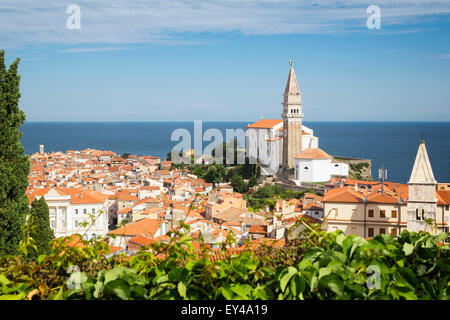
[{"x1": 20, "y1": 122, "x2": 450, "y2": 184}]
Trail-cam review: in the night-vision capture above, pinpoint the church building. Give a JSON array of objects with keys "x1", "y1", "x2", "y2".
[
  {"x1": 406, "y1": 140, "x2": 438, "y2": 232},
  {"x1": 246, "y1": 61, "x2": 347, "y2": 182}
]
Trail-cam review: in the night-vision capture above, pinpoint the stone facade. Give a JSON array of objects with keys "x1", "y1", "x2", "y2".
[
  {"x1": 332, "y1": 156, "x2": 372, "y2": 180},
  {"x1": 282, "y1": 65, "x2": 303, "y2": 171},
  {"x1": 406, "y1": 141, "x2": 438, "y2": 233}
]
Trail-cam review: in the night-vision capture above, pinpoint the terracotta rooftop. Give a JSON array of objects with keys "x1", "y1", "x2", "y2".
[
  {"x1": 108, "y1": 218, "x2": 162, "y2": 237},
  {"x1": 295, "y1": 148, "x2": 332, "y2": 160},
  {"x1": 246, "y1": 119, "x2": 283, "y2": 129}
]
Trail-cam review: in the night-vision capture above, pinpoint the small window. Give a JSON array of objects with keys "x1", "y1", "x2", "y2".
[
  {"x1": 379, "y1": 228, "x2": 386, "y2": 234},
  {"x1": 368, "y1": 209, "x2": 374, "y2": 218},
  {"x1": 391, "y1": 228, "x2": 398, "y2": 236},
  {"x1": 416, "y1": 208, "x2": 420, "y2": 220},
  {"x1": 445, "y1": 205, "x2": 449, "y2": 211},
  {"x1": 51, "y1": 220, "x2": 56, "y2": 228},
  {"x1": 391, "y1": 210, "x2": 397, "y2": 218},
  {"x1": 83, "y1": 209, "x2": 87, "y2": 215},
  {"x1": 380, "y1": 210, "x2": 386, "y2": 218},
  {"x1": 75, "y1": 209, "x2": 78, "y2": 215},
  {"x1": 304, "y1": 167, "x2": 309, "y2": 170},
  {"x1": 368, "y1": 228, "x2": 374, "y2": 237},
  {"x1": 75, "y1": 220, "x2": 78, "y2": 228},
  {"x1": 92, "y1": 208, "x2": 95, "y2": 214}
]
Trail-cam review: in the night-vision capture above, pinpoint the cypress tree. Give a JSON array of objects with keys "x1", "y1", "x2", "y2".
[
  {"x1": 29, "y1": 197, "x2": 54, "y2": 257},
  {"x1": 0, "y1": 50, "x2": 30, "y2": 255}
]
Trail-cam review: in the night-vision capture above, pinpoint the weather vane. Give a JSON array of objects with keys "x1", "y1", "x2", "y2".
[
  {"x1": 420, "y1": 131, "x2": 425, "y2": 143},
  {"x1": 289, "y1": 59, "x2": 294, "y2": 67}
]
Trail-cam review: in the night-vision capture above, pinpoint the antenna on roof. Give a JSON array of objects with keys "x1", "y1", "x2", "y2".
[{"x1": 378, "y1": 166, "x2": 387, "y2": 194}]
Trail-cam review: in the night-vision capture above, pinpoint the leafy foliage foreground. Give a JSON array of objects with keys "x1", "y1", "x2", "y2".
[{"x1": 0, "y1": 226, "x2": 448, "y2": 300}]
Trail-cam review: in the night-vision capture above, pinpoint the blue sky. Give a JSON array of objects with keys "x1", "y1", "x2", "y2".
[{"x1": 1, "y1": 1, "x2": 450, "y2": 122}]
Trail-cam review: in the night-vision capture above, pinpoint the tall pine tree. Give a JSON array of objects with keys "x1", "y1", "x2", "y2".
[
  {"x1": 0, "y1": 50, "x2": 30, "y2": 255},
  {"x1": 29, "y1": 197, "x2": 54, "y2": 257}
]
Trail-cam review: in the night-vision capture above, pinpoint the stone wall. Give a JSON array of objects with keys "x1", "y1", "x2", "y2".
[
  {"x1": 332, "y1": 155, "x2": 372, "y2": 181},
  {"x1": 273, "y1": 181, "x2": 325, "y2": 196}
]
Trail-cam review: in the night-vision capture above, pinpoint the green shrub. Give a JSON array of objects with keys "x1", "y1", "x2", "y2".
[{"x1": 0, "y1": 225, "x2": 448, "y2": 300}]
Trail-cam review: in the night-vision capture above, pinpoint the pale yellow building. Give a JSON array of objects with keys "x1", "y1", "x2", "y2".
[
  {"x1": 323, "y1": 141, "x2": 449, "y2": 238},
  {"x1": 205, "y1": 191, "x2": 247, "y2": 220}
]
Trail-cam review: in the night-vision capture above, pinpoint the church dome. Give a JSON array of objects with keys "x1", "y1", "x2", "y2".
[{"x1": 294, "y1": 148, "x2": 332, "y2": 160}]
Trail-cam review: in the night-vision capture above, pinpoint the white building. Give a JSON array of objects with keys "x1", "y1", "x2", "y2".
[
  {"x1": 293, "y1": 148, "x2": 348, "y2": 184},
  {"x1": 246, "y1": 63, "x2": 319, "y2": 176},
  {"x1": 246, "y1": 119, "x2": 318, "y2": 176},
  {"x1": 30, "y1": 188, "x2": 109, "y2": 239}
]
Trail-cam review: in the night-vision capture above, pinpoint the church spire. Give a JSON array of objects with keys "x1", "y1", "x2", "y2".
[
  {"x1": 408, "y1": 140, "x2": 436, "y2": 185},
  {"x1": 284, "y1": 61, "x2": 301, "y2": 97},
  {"x1": 281, "y1": 60, "x2": 303, "y2": 172}
]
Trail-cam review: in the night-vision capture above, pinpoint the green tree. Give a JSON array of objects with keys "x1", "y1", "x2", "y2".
[
  {"x1": 204, "y1": 165, "x2": 217, "y2": 184},
  {"x1": 29, "y1": 197, "x2": 54, "y2": 258},
  {"x1": 248, "y1": 176, "x2": 258, "y2": 188},
  {"x1": 193, "y1": 166, "x2": 205, "y2": 178},
  {"x1": 231, "y1": 174, "x2": 248, "y2": 194},
  {"x1": 215, "y1": 164, "x2": 226, "y2": 182},
  {"x1": 0, "y1": 50, "x2": 30, "y2": 255}
]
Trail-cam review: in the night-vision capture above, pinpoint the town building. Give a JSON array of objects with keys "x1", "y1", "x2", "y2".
[
  {"x1": 28, "y1": 187, "x2": 109, "y2": 239},
  {"x1": 322, "y1": 141, "x2": 449, "y2": 238},
  {"x1": 406, "y1": 141, "x2": 438, "y2": 232},
  {"x1": 246, "y1": 61, "x2": 348, "y2": 181},
  {"x1": 294, "y1": 148, "x2": 348, "y2": 184}
]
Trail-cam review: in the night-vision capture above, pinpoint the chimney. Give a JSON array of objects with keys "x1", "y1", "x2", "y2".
[{"x1": 161, "y1": 221, "x2": 167, "y2": 235}]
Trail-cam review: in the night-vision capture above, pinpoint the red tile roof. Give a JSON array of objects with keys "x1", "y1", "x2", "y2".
[
  {"x1": 246, "y1": 119, "x2": 283, "y2": 129},
  {"x1": 108, "y1": 218, "x2": 162, "y2": 237},
  {"x1": 295, "y1": 148, "x2": 332, "y2": 160}
]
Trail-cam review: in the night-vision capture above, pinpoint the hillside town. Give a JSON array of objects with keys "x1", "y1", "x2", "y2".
[
  {"x1": 22, "y1": 63, "x2": 449, "y2": 257},
  {"x1": 26, "y1": 138, "x2": 450, "y2": 257}
]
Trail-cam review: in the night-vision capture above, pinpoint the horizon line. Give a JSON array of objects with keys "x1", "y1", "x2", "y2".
[{"x1": 23, "y1": 120, "x2": 450, "y2": 123}]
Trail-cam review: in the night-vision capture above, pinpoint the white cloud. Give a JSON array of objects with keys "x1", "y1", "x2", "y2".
[
  {"x1": 56, "y1": 47, "x2": 128, "y2": 53},
  {"x1": 434, "y1": 53, "x2": 450, "y2": 59},
  {"x1": 0, "y1": 0, "x2": 449, "y2": 48}
]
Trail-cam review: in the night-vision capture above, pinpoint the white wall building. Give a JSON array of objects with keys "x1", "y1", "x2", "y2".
[
  {"x1": 31, "y1": 188, "x2": 109, "y2": 239},
  {"x1": 246, "y1": 119, "x2": 319, "y2": 176},
  {"x1": 246, "y1": 63, "x2": 319, "y2": 176},
  {"x1": 294, "y1": 148, "x2": 348, "y2": 184}
]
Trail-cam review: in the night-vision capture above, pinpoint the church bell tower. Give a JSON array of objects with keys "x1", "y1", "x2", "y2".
[
  {"x1": 406, "y1": 140, "x2": 438, "y2": 233},
  {"x1": 281, "y1": 60, "x2": 303, "y2": 172}
]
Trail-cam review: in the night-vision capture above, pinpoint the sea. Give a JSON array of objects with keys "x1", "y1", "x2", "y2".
[{"x1": 20, "y1": 121, "x2": 450, "y2": 184}]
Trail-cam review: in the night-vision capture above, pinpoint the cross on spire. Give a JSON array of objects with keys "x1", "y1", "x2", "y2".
[{"x1": 289, "y1": 59, "x2": 294, "y2": 67}]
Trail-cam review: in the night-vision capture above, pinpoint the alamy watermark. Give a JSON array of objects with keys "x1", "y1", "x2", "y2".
[
  {"x1": 170, "y1": 120, "x2": 279, "y2": 173},
  {"x1": 367, "y1": 265, "x2": 381, "y2": 290},
  {"x1": 66, "y1": 265, "x2": 83, "y2": 289},
  {"x1": 366, "y1": 5, "x2": 381, "y2": 30},
  {"x1": 66, "y1": 4, "x2": 81, "y2": 30}
]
